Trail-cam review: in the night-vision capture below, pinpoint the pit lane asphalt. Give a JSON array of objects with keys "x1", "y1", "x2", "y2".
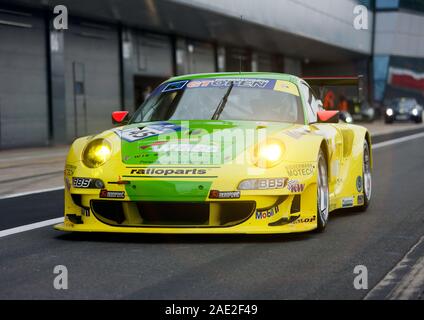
[{"x1": 1, "y1": 130, "x2": 424, "y2": 299}]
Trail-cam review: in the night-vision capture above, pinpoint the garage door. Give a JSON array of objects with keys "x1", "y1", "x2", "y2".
[
  {"x1": 136, "y1": 32, "x2": 173, "y2": 77},
  {"x1": 64, "y1": 21, "x2": 121, "y2": 140},
  {"x1": 226, "y1": 47, "x2": 251, "y2": 72},
  {"x1": 0, "y1": 10, "x2": 48, "y2": 148}
]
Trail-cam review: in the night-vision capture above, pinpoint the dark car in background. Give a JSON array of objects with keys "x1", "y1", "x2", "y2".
[{"x1": 385, "y1": 98, "x2": 423, "y2": 124}]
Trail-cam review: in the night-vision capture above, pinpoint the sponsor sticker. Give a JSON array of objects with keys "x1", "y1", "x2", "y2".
[
  {"x1": 129, "y1": 168, "x2": 209, "y2": 176},
  {"x1": 187, "y1": 78, "x2": 271, "y2": 89},
  {"x1": 255, "y1": 205, "x2": 280, "y2": 220},
  {"x1": 342, "y1": 197, "x2": 354, "y2": 208},
  {"x1": 64, "y1": 164, "x2": 76, "y2": 176},
  {"x1": 273, "y1": 80, "x2": 300, "y2": 96},
  {"x1": 291, "y1": 216, "x2": 316, "y2": 224},
  {"x1": 287, "y1": 180, "x2": 305, "y2": 193},
  {"x1": 286, "y1": 163, "x2": 315, "y2": 177},
  {"x1": 356, "y1": 176, "x2": 363, "y2": 192},
  {"x1": 162, "y1": 80, "x2": 189, "y2": 92},
  {"x1": 151, "y1": 143, "x2": 218, "y2": 153},
  {"x1": 209, "y1": 190, "x2": 240, "y2": 199},
  {"x1": 120, "y1": 123, "x2": 183, "y2": 142},
  {"x1": 72, "y1": 177, "x2": 92, "y2": 188},
  {"x1": 99, "y1": 189, "x2": 125, "y2": 199}
]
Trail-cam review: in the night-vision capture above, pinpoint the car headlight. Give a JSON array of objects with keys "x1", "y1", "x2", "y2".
[
  {"x1": 253, "y1": 140, "x2": 284, "y2": 168},
  {"x1": 386, "y1": 108, "x2": 393, "y2": 117},
  {"x1": 82, "y1": 139, "x2": 112, "y2": 168},
  {"x1": 412, "y1": 108, "x2": 418, "y2": 116}
]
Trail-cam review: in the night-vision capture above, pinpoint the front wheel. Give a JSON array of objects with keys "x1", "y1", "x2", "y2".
[
  {"x1": 316, "y1": 150, "x2": 329, "y2": 232},
  {"x1": 358, "y1": 140, "x2": 372, "y2": 211}
]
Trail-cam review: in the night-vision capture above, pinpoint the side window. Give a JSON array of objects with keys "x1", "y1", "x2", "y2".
[{"x1": 300, "y1": 82, "x2": 319, "y2": 123}]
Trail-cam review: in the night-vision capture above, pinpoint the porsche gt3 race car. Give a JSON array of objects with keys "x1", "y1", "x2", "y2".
[{"x1": 55, "y1": 72, "x2": 372, "y2": 234}]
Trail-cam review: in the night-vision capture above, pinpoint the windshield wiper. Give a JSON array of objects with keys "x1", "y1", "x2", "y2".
[{"x1": 211, "y1": 81, "x2": 234, "y2": 120}]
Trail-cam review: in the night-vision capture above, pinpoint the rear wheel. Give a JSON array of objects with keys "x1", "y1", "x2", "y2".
[
  {"x1": 358, "y1": 140, "x2": 372, "y2": 211},
  {"x1": 316, "y1": 150, "x2": 329, "y2": 232}
]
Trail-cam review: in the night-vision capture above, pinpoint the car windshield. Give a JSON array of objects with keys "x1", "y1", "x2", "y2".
[
  {"x1": 130, "y1": 78, "x2": 304, "y2": 124},
  {"x1": 391, "y1": 98, "x2": 417, "y2": 110}
]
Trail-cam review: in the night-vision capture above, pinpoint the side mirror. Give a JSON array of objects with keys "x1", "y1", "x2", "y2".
[
  {"x1": 112, "y1": 111, "x2": 129, "y2": 125},
  {"x1": 317, "y1": 110, "x2": 339, "y2": 123}
]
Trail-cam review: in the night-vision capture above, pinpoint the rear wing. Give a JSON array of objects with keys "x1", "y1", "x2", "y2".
[{"x1": 303, "y1": 76, "x2": 364, "y2": 101}]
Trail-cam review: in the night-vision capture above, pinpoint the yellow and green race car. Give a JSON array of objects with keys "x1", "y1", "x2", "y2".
[{"x1": 55, "y1": 72, "x2": 372, "y2": 234}]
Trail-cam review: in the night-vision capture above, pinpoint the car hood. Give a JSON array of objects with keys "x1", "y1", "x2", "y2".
[{"x1": 112, "y1": 120, "x2": 297, "y2": 165}]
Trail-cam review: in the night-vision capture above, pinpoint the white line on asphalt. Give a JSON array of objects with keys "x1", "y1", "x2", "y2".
[
  {"x1": 0, "y1": 217, "x2": 64, "y2": 238},
  {"x1": 373, "y1": 131, "x2": 424, "y2": 149},
  {"x1": 364, "y1": 236, "x2": 424, "y2": 300},
  {"x1": 0, "y1": 186, "x2": 64, "y2": 200},
  {"x1": 0, "y1": 151, "x2": 67, "y2": 163}
]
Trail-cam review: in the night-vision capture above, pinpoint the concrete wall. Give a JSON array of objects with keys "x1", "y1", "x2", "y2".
[
  {"x1": 375, "y1": 11, "x2": 424, "y2": 58},
  {"x1": 173, "y1": 0, "x2": 373, "y2": 54}
]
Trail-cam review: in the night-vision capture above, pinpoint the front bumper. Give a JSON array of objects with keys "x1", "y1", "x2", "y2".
[{"x1": 57, "y1": 161, "x2": 318, "y2": 234}]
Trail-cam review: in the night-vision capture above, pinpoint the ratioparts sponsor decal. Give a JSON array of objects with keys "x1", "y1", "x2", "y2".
[{"x1": 129, "y1": 168, "x2": 210, "y2": 176}]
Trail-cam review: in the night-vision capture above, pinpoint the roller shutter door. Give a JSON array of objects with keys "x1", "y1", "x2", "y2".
[
  {"x1": 64, "y1": 22, "x2": 120, "y2": 140},
  {"x1": 0, "y1": 11, "x2": 48, "y2": 148}
]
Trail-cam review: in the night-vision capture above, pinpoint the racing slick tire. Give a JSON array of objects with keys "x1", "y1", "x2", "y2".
[
  {"x1": 357, "y1": 140, "x2": 372, "y2": 211},
  {"x1": 316, "y1": 149, "x2": 329, "y2": 232}
]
